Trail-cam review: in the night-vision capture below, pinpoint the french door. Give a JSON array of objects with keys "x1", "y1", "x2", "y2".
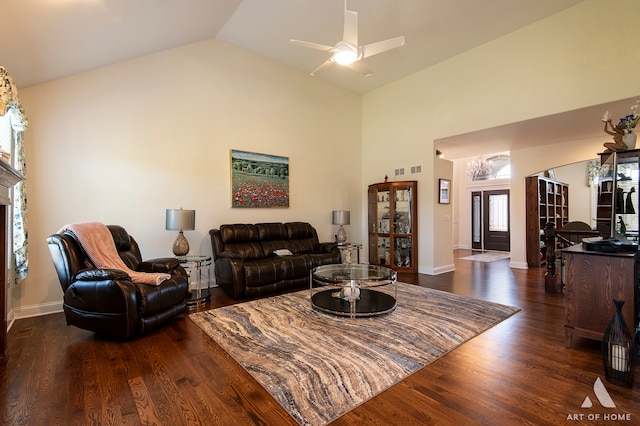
[{"x1": 471, "y1": 190, "x2": 510, "y2": 251}]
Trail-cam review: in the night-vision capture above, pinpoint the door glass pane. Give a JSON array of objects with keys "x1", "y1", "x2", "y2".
[
  {"x1": 393, "y1": 187, "x2": 412, "y2": 234},
  {"x1": 488, "y1": 194, "x2": 509, "y2": 232},
  {"x1": 473, "y1": 194, "x2": 481, "y2": 243}
]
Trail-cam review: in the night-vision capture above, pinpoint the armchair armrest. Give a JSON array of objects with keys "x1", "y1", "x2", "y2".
[
  {"x1": 75, "y1": 268, "x2": 130, "y2": 281},
  {"x1": 64, "y1": 276, "x2": 138, "y2": 316},
  {"x1": 138, "y1": 257, "x2": 181, "y2": 273}
]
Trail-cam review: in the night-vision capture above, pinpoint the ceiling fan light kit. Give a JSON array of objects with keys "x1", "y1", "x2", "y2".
[
  {"x1": 290, "y1": 1, "x2": 404, "y2": 76},
  {"x1": 330, "y1": 42, "x2": 361, "y2": 65}
]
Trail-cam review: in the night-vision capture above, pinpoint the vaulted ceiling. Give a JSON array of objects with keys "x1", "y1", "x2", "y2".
[
  {"x1": 1, "y1": 0, "x2": 583, "y2": 92},
  {"x1": 4, "y1": 0, "x2": 633, "y2": 159}
]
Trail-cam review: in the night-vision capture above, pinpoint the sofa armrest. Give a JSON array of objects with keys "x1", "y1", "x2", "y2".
[
  {"x1": 218, "y1": 250, "x2": 244, "y2": 260},
  {"x1": 314, "y1": 242, "x2": 338, "y2": 253},
  {"x1": 75, "y1": 268, "x2": 130, "y2": 281},
  {"x1": 138, "y1": 257, "x2": 181, "y2": 273}
]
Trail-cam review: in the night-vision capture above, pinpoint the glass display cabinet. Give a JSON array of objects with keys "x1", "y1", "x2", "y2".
[
  {"x1": 597, "y1": 149, "x2": 639, "y2": 240},
  {"x1": 367, "y1": 180, "x2": 418, "y2": 273}
]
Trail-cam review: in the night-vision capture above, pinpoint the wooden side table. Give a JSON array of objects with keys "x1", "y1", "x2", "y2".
[{"x1": 176, "y1": 255, "x2": 212, "y2": 306}]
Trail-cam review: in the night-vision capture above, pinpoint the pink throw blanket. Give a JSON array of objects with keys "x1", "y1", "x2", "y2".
[{"x1": 58, "y1": 222, "x2": 171, "y2": 286}]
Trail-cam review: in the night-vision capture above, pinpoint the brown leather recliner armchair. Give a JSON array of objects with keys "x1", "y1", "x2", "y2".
[{"x1": 47, "y1": 225, "x2": 189, "y2": 338}]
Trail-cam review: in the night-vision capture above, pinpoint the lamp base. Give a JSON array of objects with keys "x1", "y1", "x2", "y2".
[
  {"x1": 172, "y1": 231, "x2": 190, "y2": 256},
  {"x1": 335, "y1": 225, "x2": 348, "y2": 245}
]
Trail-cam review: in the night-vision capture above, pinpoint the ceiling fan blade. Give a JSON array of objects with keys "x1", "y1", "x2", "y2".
[
  {"x1": 345, "y1": 60, "x2": 373, "y2": 77},
  {"x1": 343, "y1": 9, "x2": 358, "y2": 46},
  {"x1": 290, "y1": 39, "x2": 333, "y2": 52},
  {"x1": 361, "y1": 36, "x2": 405, "y2": 58},
  {"x1": 310, "y1": 59, "x2": 335, "y2": 76}
]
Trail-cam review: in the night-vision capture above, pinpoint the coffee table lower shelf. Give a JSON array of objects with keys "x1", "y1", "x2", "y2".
[{"x1": 311, "y1": 288, "x2": 396, "y2": 317}]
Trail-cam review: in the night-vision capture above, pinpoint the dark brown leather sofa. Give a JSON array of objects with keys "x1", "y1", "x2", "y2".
[
  {"x1": 47, "y1": 225, "x2": 189, "y2": 338},
  {"x1": 209, "y1": 222, "x2": 341, "y2": 299}
]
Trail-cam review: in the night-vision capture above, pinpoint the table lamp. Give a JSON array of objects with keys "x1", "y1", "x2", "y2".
[
  {"x1": 332, "y1": 210, "x2": 350, "y2": 245},
  {"x1": 166, "y1": 208, "x2": 196, "y2": 256}
]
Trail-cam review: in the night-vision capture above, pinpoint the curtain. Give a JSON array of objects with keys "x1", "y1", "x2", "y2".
[{"x1": 0, "y1": 66, "x2": 29, "y2": 284}]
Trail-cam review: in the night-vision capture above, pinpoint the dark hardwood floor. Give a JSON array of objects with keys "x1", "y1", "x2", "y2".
[{"x1": 2, "y1": 250, "x2": 638, "y2": 425}]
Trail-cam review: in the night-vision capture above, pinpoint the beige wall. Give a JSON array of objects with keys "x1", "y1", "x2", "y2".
[
  {"x1": 15, "y1": 39, "x2": 362, "y2": 318},
  {"x1": 362, "y1": 0, "x2": 640, "y2": 271}
]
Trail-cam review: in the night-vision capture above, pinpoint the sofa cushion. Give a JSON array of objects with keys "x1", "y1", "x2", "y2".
[
  {"x1": 219, "y1": 224, "x2": 264, "y2": 260},
  {"x1": 279, "y1": 254, "x2": 313, "y2": 279},
  {"x1": 244, "y1": 257, "x2": 285, "y2": 287},
  {"x1": 224, "y1": 242, "x2": 265, "y2": 260},
  {"x1": 286, "y1": 222, "x2": 315, "y2": 239},
  {"x1": 220, "y1": 224, "x2": 260, "y2": 243},
  {"x1": 261, "y1": 239, "x2": 294, "y2": 256},
  {"x1": 256, "y1": 223, "x2": 288, "y2": 240}
]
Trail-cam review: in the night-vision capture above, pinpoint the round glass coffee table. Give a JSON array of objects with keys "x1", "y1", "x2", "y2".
[{"x1": 310, "y1": 264, "x2": 397, "y2": 318}]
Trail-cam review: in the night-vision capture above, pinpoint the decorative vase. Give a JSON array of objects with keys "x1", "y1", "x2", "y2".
[
  {"x1": 602, "y1": 299, "x2": 635, "y2": 388},
  {"x1": 622, "y1": 133, "x2": 637, "y2": 150}
]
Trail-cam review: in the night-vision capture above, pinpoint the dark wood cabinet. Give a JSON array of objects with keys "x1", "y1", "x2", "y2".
[
  {"x1": 525, "y1": 176, "x2": 569, "y2": 267},
  {"x1": 368, "y1": 181, "x2": 417, "y2": 273},
  {"x1": 562, "y1": 245, "x2": 638, "y2": 348}
]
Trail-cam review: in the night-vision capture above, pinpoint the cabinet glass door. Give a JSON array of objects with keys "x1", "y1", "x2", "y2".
[
  {"x1": 377, "y1": 189, "x2": 390, "y2": 234},
  {"x1": 393, "y1": 186, "x2": 413, "y2": 268},
  {"x1": 599, "y1": 151, "x2": 639, "y2": 240},
  {"x1": 378, "y1": 236, "x2": 390, "y2": 266},
  {"x1": 376, "y1": 189, "x2": 391, "y2": 266},
  {"x1": 614, "y1": 155, "x2": 639, "y2": 239}
]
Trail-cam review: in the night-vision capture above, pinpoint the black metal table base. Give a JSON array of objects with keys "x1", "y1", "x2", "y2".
[
  {"x1": 311, "y1": 288, "x2": 396, "y2": 317},
  {"x1": 187, "y1": 287, "x2": 211, "y2": 306}
]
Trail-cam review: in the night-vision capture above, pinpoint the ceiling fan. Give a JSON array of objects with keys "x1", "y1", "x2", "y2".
[{"x1": 290, "y1": 1, "x2": 405, "y2": 77}]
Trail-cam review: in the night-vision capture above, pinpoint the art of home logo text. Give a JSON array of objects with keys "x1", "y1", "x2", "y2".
[{"x1": 566, "y1": 378, "x2": 632, "y2": 422}]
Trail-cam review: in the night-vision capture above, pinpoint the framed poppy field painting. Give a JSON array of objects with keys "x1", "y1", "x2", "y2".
[{"x1": 231, "y1": 150, "x2": 289, "y2": 208}]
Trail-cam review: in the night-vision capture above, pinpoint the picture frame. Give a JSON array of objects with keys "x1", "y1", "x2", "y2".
[
  {"x1": 230, "y1": 149, "x2": 289, "y2": 208},
  {"x1": 438, "y1": 179, "x2": 450, "y2": 204}
]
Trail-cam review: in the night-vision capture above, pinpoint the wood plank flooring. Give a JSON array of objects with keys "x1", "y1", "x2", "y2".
[{"x1": 2, "y1": 250, "x2": 639, "y2": 425}]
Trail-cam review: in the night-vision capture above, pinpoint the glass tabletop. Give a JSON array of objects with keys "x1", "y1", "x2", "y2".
[{"x1": 311, "y1": 264, "x2": 396, "y2": 286}]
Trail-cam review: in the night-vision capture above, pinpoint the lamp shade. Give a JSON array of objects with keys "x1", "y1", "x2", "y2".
[
  {"x1": 166, "y1": 209, "x2": 196, "y2": 231},
  {"x1": 332, "y1": 210, "x2": 350, "y2": 226}
]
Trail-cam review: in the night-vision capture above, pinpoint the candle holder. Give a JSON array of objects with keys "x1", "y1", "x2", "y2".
[{"x1": 602, "y1": 299, "x2": 635, "y2": 388}]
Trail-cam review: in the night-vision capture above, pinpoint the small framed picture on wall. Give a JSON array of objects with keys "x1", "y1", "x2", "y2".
[{"x1": 438, "y1": 179, "x2": 450, "y2": 204}]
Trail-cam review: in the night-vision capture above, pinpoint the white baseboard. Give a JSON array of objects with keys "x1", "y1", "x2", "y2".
[
  {"x1": 509, "y1": 260, "x2": 529, "y2": 269},
  {"x1": 13, "y1": 301, "x2": 63, "y2": 321},
  {"x1": 419, "y1": 264, "x2": 456, "y2": 275}
]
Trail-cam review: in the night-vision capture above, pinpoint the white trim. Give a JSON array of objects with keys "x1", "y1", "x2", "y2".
[
  {"x1": 509, "y1": 260, "x2": 529, "y2": 269},
  {"x1": 466, "y1": 178, "x2": 511, "y2": 191},
  {"x1": 13, "y1": 301, "x2": 63, "y2": 320},
  {"x1": 420, "y1": 264, "x2": 456, "y2": 275}
]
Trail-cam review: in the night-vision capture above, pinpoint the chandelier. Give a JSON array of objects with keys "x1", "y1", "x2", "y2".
[{"x1": 466, "y1": 157, "x2": 493, "y2": 180}]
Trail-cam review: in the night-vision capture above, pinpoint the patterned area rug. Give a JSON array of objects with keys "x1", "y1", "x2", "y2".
[
  {"x1": 459, "y1": 252, "x2": 510, "y2": 262},
  {"x1": 189, "y1": 283, "x2": 519, "y2": 426}
]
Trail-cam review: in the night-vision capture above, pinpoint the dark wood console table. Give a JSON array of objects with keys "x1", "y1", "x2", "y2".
[
  {"x1": 0, "y1": 160, "x2": 24, "y2": 361},
  {"x1": 562, "y1": 244, "x2": 638, "y2": 348}
]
